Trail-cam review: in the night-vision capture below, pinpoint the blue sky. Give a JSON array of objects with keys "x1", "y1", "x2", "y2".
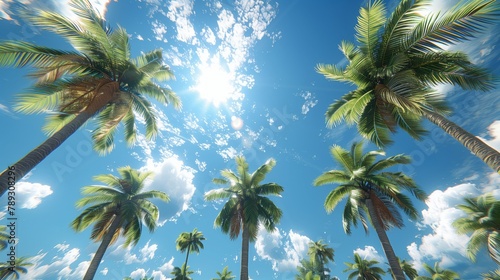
[{"x1": 0, "y1": 0, "x2": 499, "y2": 279}]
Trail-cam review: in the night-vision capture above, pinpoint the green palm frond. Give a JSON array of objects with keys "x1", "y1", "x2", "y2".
[
  {"x1": 358, "y1": 99, "x2": 393, "y2": 147},
  {"x1": 130, "y1": 93, "x2": 158, "y2": 140},
  {"x1": 355, "y1": 0, "x2": 386, "y2": 67},
  {"x1": 250, "y1": 158, "x2": 276, "y2": 186}
]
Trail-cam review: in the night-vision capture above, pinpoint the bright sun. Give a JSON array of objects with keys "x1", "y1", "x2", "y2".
[{"x1": 193, "y1": 62, "x2": 234, "y2": 107}]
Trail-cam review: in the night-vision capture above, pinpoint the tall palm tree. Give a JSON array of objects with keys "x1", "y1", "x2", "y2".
[
  {"x1": 0, "y1": 256, "x2": 33, "y2": 280},
  {"x1": 344, "y1": 253, "x2": 386, "y2": 280},
  {"x1": 398, "y1": 259, "x2": 418, "y2": 280},
  {"x1": 296, "y1": 259, "x2": 322, "y2": 280},
  {"x1": 71, "y1": 166, "x2": 169, "y2": 280},
  {"x1": 171, "y1": 264, "x2": 194, "y2": 280},
  {"x1": 482, "y1": 269, "x2": 500, "y2": 280},
  {"x1": 316, "y1": 0, "x2": 500, "y2": 172},
  {"x1": 452, "y1": 192, "x2": 500, "y2": 264},
  {"x1": 308, "y1": 240, "x2": 334, "y2": 280},
  {"x1": 414, "y1": 262, "x2": 459, "y2": 280},
  {"x1": 0, "y1": 226, "x2": 9, "y2": 251},
  {"x1": 0, "y1": 0, "x2": 181, "y2": 196},
  {"x1": 176, "y1": 228, "x2": 205, "y2": 280},
  {"x1": 314, "y1": 142, "x2": 427, "y2": 280},
  {"x1": 212, "y1": 266, "x2": 236, "y2": 280},
  {"x1": 204, "y1": 156, "x2": 284, "y2": 280}
]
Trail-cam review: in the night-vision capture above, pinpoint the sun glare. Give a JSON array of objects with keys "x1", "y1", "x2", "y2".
[{"x1": 193, "y1": 63, "x2": 234, "y2": 107}]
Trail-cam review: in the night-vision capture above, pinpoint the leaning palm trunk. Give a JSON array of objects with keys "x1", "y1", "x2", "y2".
[
  {"x1": 0, "y1": 81, "x2": 119, "y2": 196},
  {"x1": 84, "y1": 212, "x2": 122, "y2": 280},
  {"x1": 240, "y1": 225, "x2": 250, "y2": 280},
  {"x1": 365, "y1": 195, "x2": 405, "y2": 280},
  {"x1": 423, "y1": 109, "x2": 500, "y2": 173}
]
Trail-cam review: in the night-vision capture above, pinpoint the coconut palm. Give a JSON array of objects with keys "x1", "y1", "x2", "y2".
[
  {"x1": 482, "y1": 269, "x2": 500, "y2": 280},
  {"x1": 0, "y1": 256, "x2": 33, "y2": 280},
  {"x1": 171, "y1": 264, "x2": 194, "y2": 280},
  {"x1": 316, "y1": 0, "x2": 500, "y2": 172},
  {"x1": 0, "y1": 226, "x2": 9, "y2": 251},
  {"x1": 212, "y1": 266, "x2": 236, "y2": 280},
  {"x1": 0, "y1": 0, "x2": 181, "y2": 196},
  {"x1": 71, "y1": 166, "x2": 169, "y2": 280},
  {"x1": 314, "y1": 142, "x2": 427, "y2": 280},
  {"x1": 308, "y1": 240, "x2": 334, "y2": 279},
  {"x1": 296, "y1": 258, "x2": 323, "y2": 280},
  {"x1": 398, "y1": 259, "x2": 418, "y2": 280},
  {"x1": 414, "y1": 262, "x2": 459, "y2": 280},
  {"x1": 452, "y1": 192, "x2": 500, "y2": 264},
  {"x1": 176, "y1": 228, "x2": 205, "y2": 280},
  {"x1": 204, "y1": 156, "x2": 284, "y2": 280},
  {"x1": 343, "y1": 253, "x2": 386, "y2": 280}
]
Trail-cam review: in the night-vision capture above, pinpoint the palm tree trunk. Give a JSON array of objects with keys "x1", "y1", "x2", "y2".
[
  {"x1": 183, "y1": 247, "x2": 191, "y2": 280},
  {"x1": 423, "y1": 109, "x2": 500, "y2": 173},
  {"x1": 83, "y1": 212, "x2": 121, "y2": 280},
  {"x1": 240, "y1": 225, "x2": 250, "y2": 280},
  {"x1": 365, "y1": 196, "x2": 406, "y2": 280},
  {"x1": 0, "y1": 81, "x2": 119, "y2": 196}
]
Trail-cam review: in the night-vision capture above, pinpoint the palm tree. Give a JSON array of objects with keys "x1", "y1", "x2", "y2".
[
  {"x1": 176, "y1": 228, "x2": 205, "y2": 280},
  {"x1": 0, "y1": 226, "x2": 9, "y2": 251},
  {"x1": 414, "y1": 262, "x2": 459, "y2": 280},
  {"x1": 343, "y1": 253, "x2": 386, "y2": 280},
  {"x1": 204, "y1": 156, "x2": 284, "y2": 280},
  {"x1": 452, "y1": 192, "x2": 500, "y2": 264},
  {"x1": 0, "y1": 0, "x2": 181, "y2": 196},
  {"x1": 314, "y1": 142, "x2": 427, "y2": 280},
  {"x1": 296, "y1": 259, "x2": 322, "y2": 280},
  {"x1": 171, "y1": 264, "x2": 194, "y2": 280},
  {"x1": 308, "y1": 240, "x2": 334, "y2": 279},
  {"x1": 0, "y1": 256, "x2": 33, "y2": 279},
  {"x1": 316, "y1": 0, "x2": 500, "y2": 172},
  {"x1": 398, "y1": 259, "x2": 418, "y2": 280},
  {"x1": 71, "y1": 166, "x2": 169, "y2": 280},
  {"x1": 482, "y1": 269, "x2": 500, "y2": 280},
  {"x1": 212, "y1": 266, "x2": 236, "y2": 280}
]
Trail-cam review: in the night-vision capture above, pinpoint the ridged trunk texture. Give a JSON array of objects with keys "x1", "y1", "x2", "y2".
[
  {"x1": 240, "y1": 225, "x2": 250, "y2": 280},
  {"x1": 365, "y1": 195, "x2": 406, "y2": 280},
  {"x1": 423, "y1": 109, "x2": 500, "y2": 173},
  {"x1": 83, "y1": 213, "x2": 121, "y2": 280},
  {"x1": 0, "y1": 81, "x2": 119, "y2": 196}
]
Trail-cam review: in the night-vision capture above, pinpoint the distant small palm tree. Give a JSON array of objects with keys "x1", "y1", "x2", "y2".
[
  {"x1": 171, "y1": 264, "x2": 194, "y2": 280},
  {"x1": 415, "y1": 262, "x2": 459, "y2": 280},
  {"x1": 71, "y1": 166, "x2": 169, "y2": 280},
  {"x1": 204, "y1": 156, "x2": 284, "y2": 280},
  {"x1": 452, "y1": 192, "x2": 500, "y2": 264},
  {"x1": 482, "y1": 269, "x2": 500, "y2": 280},
  {"x1": 308, "y1": 240, "x2": 334, "y2": 280},
  {"x1": 212, "y1": 266, "x2": 236, "y2": 280},
  {"x1": 0, "y1": 256, "x2": 33, "y2": 279},
  {"x1": 176, "y1": 228, "x2": 205, "y2": 280},
  {"x1": 296, "y1": 258, "x2": 322, "y2": 280},
  {"x1": 343, "y1": 253, "x2": 386, "y2": 280}
]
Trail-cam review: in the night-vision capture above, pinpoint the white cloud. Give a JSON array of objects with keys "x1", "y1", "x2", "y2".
[
  {"x1": 143, "y1": 157, "x2": 196, "y2": 223},
  {"x1": 353, "y1": 246, "x2": 384, "y2": 264},
  {"x1": 255, "y1": 227, "x2": 311, "y2": 272},
  {"x1": 100, "y1": 267, "x2": 108, "y2": 276},
  {"x1": 152, "y1": 20, "x2": 168, "y2": 42},
  {"x1": 136, "y1": 34, "x2": 144, "y2": 41},
  {"x1": 479, "y1": 120, "x2": 500, "y2": 150},
  {"x1": 301, "y1": 91, "x2": 318, "y2": 115},
  {"x1": 149, "y1": 257, "x2": 175, "y2": 280},
  {"x1": 110, "y1": 240, "x2": 158, "y2": 264},
  {"x1": 25, "y1": 246, "x2": 89, "y2": 280},
  {"x1": 166, "y1": 0, "x2": 197, "y2": 44},
  {"x1": 15, "y1": 181, "x2": 53, "y2": 209},
  {"x1": 130, "y1": 268, "x2": 147, "y2": 279},
  {"x1": 54, "y1": 243, "x2": 70, "y2": 252}
]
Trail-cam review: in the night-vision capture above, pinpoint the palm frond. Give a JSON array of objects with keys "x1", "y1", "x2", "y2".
[{"x1": 355, "y1": 0, "x2": 386, "y2": 67}]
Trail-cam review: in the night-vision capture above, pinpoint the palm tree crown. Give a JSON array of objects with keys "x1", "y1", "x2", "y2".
[
  {"x1": 213, "y1": 266, "x2": 236, "y2": 280},
  {"x1": 307, "y1": 240, "x2": 334, "y2": 280},
  {"x1": 0, "y1": 256, "x2": 33, "y2": 280},
  {"x1": 415, "y1": 262, "x2": 460, "y2": 280},
  {"x1": 314, "y1": 142, "x2": 426, "y2": 280},
  {"x1": 0, "y1": 0, "x2": 181, "y2": 195},
  {"x1": 71, "y1": 166, "x2": 170, "y2": 280},
  {"x1": 316, "y1": 0, "x2": 500, "y2": 171},
  {"x1": 176, "y1": 228, "x2": 205, "y2": 279},
  {"x1": 452, "y1": 192, "x2": 500, "y2": 264},
  {"x1": 343, "y1": 253, "x2": 386, "y2": 280},
  {"x1": 204, "y1": 156, "x2": 284, "y2": 280}
]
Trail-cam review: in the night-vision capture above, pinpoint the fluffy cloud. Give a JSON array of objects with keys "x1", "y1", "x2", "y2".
[
  {"x1": 479, "y1": 120, "x2": 500, "y2": 150},
  {"x1": 143, "y1": 157, "x2": 196, "y2": 223},
  {"x1": 15, "y1": 181, "x2": 53, "y2": 209},
  {"x1": 353, "y1": 246, "x2": 385, "y2": 264},
  {"x1": 25, "y1": 245, "x2": 90, "y2": 280},
  {"x1": 166, "y1": 0, "x2": 196, "y2": 44},
  {"x1": 255, "y1": 227, "x2": 311, "y2": 272},
  {"x1": 110, "y1": 240, "x2": 158, "y2": 264}
]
